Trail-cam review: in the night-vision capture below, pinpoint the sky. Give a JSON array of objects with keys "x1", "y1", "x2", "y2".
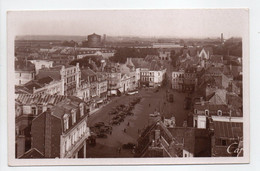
[{"x1": 8, "y1": 9, "x2": 248, "y2": 39}]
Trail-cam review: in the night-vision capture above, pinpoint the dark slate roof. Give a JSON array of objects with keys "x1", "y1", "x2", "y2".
[
  {"x1": 19, "y1": 148, "x2": 44, "y2": 158},
  {"x1": 50, "y1": 96, "x2": 84, "y2": 119},
  {"x1": 24, "y1": 82, "x2": 42, "y2": 90},
  {"x1": 37, "y1": 76, "x2": 54, "y2": 85},
  {"x1": 131, "y1": 58, "x2": 150, "y2": 69},
  {"x1": 81, "y1": 68, "x2": 97, "y2": 79},
  {"x1": 37, "y1": 70, "x2": 61, "y2": 80},
  {"x1": 149, "y1": 60, "x2": 164, "y2": 71},
  {"x1": 15, "y1": 60, "x2": 35, "y2": 72},
  {"x1": 210, "y1": 55, "x2": 223, "y2": 63},
  {"x1": 213, "y1": 121, "x2": 243, "y2": 139}
]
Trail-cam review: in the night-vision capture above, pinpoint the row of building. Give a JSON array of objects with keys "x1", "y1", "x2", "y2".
[
  {"x1": 14, "y1": 52, "x2": 167, "y2": 158},
  {"x1": 134, "y1": 47, "x2": 243, "y2": 158}
]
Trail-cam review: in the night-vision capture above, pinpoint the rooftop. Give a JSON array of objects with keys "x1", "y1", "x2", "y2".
[{"x1": 213, "y1": 121, "x2": 243, "y2": 139}]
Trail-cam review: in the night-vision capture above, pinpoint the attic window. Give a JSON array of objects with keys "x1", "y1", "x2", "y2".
[
  {"x1": 205, "y1": 110, "x2": 209, "y2": 116},
  {"x1": 217, "y1": 110, "x2": 222, "y2": 116},
  {"x1": 63, "y1": 114, "x2": 69, "y2": 131},
  {"x1": 80, "y1": 103, "x2": 84, "y2": 117},
  {"x1": 72, "y1": 109, "x2": 76, "y2": 125}
]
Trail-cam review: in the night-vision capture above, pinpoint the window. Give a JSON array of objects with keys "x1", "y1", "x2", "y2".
[
  {"x1": 205, "y1": 110, "x2": 209, "y2": 116},
  {"x1": 31, "y1": 107, "x2": 37, "y2": 115},
  {"x1": 194, "y1": 119, "x2": 198, "y2": 128},
  {"x1": 63, "y1": 114, "x2": 69, "y2": 131},
  {"x1": 221, "y1": 139, "x2": 227, "y2": 146},
  {"x1": 194, "y1": 109, "x2": 197, "y2": 114},
  {"x1": 72, "y1": 109, "x2": 76, "y2": 124},
  {"x1": 217, "y1": 110, "x2": 222, "y2": 116}
]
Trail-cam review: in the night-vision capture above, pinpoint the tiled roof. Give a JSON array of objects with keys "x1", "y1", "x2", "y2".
[
  {"x1": 213, "y1": 121, "x2": 243, "y2": 139},
  {"x1": 16, "y1": 94, "x2": 67, "y2": 105}
]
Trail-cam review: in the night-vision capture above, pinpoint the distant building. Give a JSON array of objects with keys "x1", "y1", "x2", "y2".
[
  {"x1": 87, "y1": 33, "x2": 102, "y2": 48},
  {"x1": 30, "y1": 97, "x2": 90, "y2": 158},
  {"x1": 96, "y1": 72, "x2": 108, "y2": 104},
  {"x1": 221, "y1": 33, "x2": 224, "y2": 43},
  {"x1": 158, "y1": 50, "x2": 171, "y2": 61},
  {"x1": 37, "y1": 64, "x2": 81, "y2": 96},
  {"x1": 29, "y1": 60, "x2": 53, "y2": 74},
  {"x1": 172, "y1": 68, "x2": 197, "y2": 92},
  {"x1": 172, "y1": 70, "x2": 184, "y2": 90},
  {"x1": 16, "y1": 76, "x2": 64, "y2": 95},
  {"x1": 131, "y1": 58, "x2": 166, "y2": 87},
  {"x1": 15, "y1": 60, "x2": 36, "y2": 85}
]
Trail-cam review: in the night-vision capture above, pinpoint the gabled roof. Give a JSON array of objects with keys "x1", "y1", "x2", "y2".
[{"x1": 19, "y1": 148, "x2": 44, "y2": 158}]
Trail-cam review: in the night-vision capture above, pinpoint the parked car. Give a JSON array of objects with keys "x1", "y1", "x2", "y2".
[
  {"x1": 94, "y1": 122, "x2": 105, "y2": 127},
  {"x1": 97, "y1": 133, "x2": 108, "y2": 138},
  {"x1": 122, "y1": 143, "x2": 136, "y2": 149},
  {"x1": 127, "y1": 90, "x2": 138, "y2": 95}
]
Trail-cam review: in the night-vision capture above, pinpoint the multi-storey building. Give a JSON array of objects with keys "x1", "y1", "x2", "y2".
[
  {"x1": 30, "y1": 97, "x2": 90, "y2": 158},
  {"x1": 172, "y1": 68, "x2": 197, "y2": 92},
  {"x1": 29, "y1": 60, "x2": 54, "y2": 74},
  {"x1": 37, "y1": 63, "x2": 81, "y2": 96},
  {"x1": 16, "y1": 76, "x2": 64, "y2": 95},
  {"x1": 96, "y1": 72, "x2": 108, "y2": 103},
  {"x1": 15, "y1": 94, "x2": 68, "y2": 158},
  {"x1": 15, "y1": 60, "x2": 36, "y2": 85},
  {"x1": 172, "y1": 70, "x2": 184, "y2": 90}
]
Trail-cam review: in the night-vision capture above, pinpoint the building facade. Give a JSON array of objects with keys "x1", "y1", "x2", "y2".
[{"x1": 30, "y1": 98, "x2": 90, "y2": 158}]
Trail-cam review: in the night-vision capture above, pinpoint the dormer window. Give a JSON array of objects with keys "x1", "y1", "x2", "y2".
[
  {"x1": 63, "y1": 114, "x2": 69, "y2": 131},
  {"x1": 205, "y1": 109, "x2": 209, "y2": 116},
  {"x1": 80, "y1": 103, "x2": 84, "y2": 117},
  {"x1": 217, "y1": 110, "x2": 222, "y2": 116},
  {"x1": 72, "y1": 109, "x2": 77, "y2": 124}
]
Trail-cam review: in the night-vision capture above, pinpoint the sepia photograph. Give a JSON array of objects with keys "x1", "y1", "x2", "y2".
[{"x1": 7, "y1": 9, "x2": 249, "y2": 165}]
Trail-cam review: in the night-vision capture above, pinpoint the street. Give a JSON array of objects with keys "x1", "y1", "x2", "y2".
[{"x1": 86, "y1": 69, "x2": 191, "y2": 157}]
